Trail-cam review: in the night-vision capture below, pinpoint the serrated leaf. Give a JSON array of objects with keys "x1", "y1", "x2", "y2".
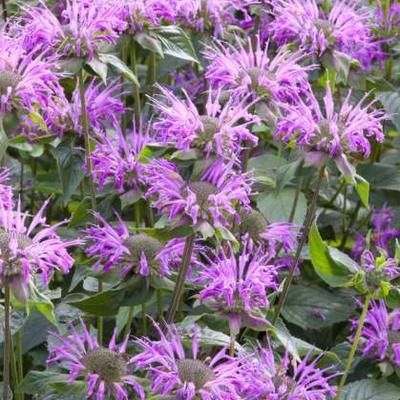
[
  {"x1": 339, "y1": 379, "x2": 400, "y2": 400},
  {"x1": 282, "y1": 285, "x2": 356, "y2": 329},
  {"x1": 134, "y1": 32, "x2": 163, "y2": 55},
  {"x1": 377, "y1": 91, "x2": 400, "y2": 131},
  {"x1": 86, "y1": 58, "x2": 108, "y2": 84}
]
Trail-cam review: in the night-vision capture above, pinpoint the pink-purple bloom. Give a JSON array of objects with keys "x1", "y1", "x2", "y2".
[
  {"x1": 90, "y1": 123, "x2": 150, "y2": 192},
  {"x1": 355, "y1": 300, "x2": 400, "y2": 367},
  {"x1": 145, "y1": 159, "x2": 254, "y2": 228},
  {"x1": 0, "y1": 169, "x2": 14, "y2": 210},
  {"x1": 275, "y1": 83, "x2": 386, "y2": 176},
  {"x1": 195, "y1": 235, "x2": 281, "y2": 333},
  {"x1": 152, "y1": 85, "x2": 259, "y2": 161},
  {"x1": 70, "y1": 78, "x2": 125, "y2": 135},
  {"x1": 132, "y1": 321, "x2": 243, "y2": 399},
  {"x1": 240, "y1": 341, "x2": 337, "y2": 399},
  {"x1": 0, "y1": 199, "x2": 80, "y2": 302},
  {"x1": 267, "y1": 0, "x2": 378, "y2": 69},
  {"x1": 0, "y1": 33, "x2": 69, "y2": 136},
  {"x1": 204, "y1": 36, "x2": 313, "y2": 104},
  {"x1": 352, "y1": 205, "x2": 400, "y2": 260},
  {"x1": 22, "y1": 0, "x2": 126, "y2": 59},
  {"x1": 48, "y1": 319, "x2": 144, "y2": 400},
  {"x1": 85, "y1": 213, "x2": 200, "y2": 278}
]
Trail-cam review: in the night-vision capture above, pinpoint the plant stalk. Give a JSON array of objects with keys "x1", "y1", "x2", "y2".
[
  {"x1": 1, "y1": 0, "x2": 6, "y2": 21},
  {"x1": 272, "y1": 166, "x2": 325, "y2": 325},
  {"x1": 166, "y1": 234, "x2": 195, "y2": 324},
  {"x1": 130, "y1": 40, "x2": 141, "y2": 127},
  {"x1": 3, "y1": 281, "x2": 11, "y2": 400},
  {"x1": 334, "y1": 291, "x2": 372, "y2": 399}
]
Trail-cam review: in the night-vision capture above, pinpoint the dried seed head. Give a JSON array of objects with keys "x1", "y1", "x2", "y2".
[
  {"x1": 239, "y1": 209, "x2": 268, "y2": 239},
  {"x1": 124, "y1": 233, "x2": 163, "y2": 265},
  {"x1": 0, "y1": 70, "x2": 22, "y2": 91},
  {"x1": 187, "y1": 181, "x2": 218, "y2": 210},
  {"x1": 84, "y1": 348, "x2": 127, "y2": 383},
  {"x1": 177, "y1": 358, "x2": 216, "y2": 390}
]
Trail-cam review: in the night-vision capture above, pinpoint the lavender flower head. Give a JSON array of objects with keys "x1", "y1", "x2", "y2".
[
  {"x1": 132, "y1": 321, "x2": 243, "y2": 399},
  {"x1": 355, "y1": 300, "x2": 400, "y2": 368},
  {"x1": 239, "y1": 208, "x2": 299, "y2": 255},
  {"x1": 48, "y1": 319, "x2": 144, "y2": 400},
  {"x1": 85, "y1": 213, "x2": 201, "y2": 278},
  {"x1": 70, "y1": 78, "x2": 125, "y2": 135},
  {"x1": 145, "y1": 159, "x2": 254, "y2": 228},
  {"x1": 268, "y1": 0, "x2": 377, "y2": 69},
  {"x1": 196, "y1": 235, "x2": 281, "y2": 333},
  {"x1": 0, "y1": 169, "x2": 14, "y2": 210},
  {"x1": 152, "y1": 85, "x2": 259, "y2": 161},
  {"x1": 241, "y1": 340, "x2": 337, "y2": 399},
  {"x1": 275, "y1": 83, "x2": 386, "y2": 178},
  {"x1": 90, "y1": 123, "x2": 150, "y2": 192},
  {"x1": 22, "y1": 0, "x2": 126, "y2": 59},
  {"x1": 0, "y1": 200, "x2": 80, "y2": 302},
  {"x1": 0, "y1": 33, "x2": 69, "y2": 135},
  {"x1": 204, "y1": 36, "x2": 313, "y2": 105},
  {"x1": 352, "y1": 205, "x2": 400, "y2": 260}
]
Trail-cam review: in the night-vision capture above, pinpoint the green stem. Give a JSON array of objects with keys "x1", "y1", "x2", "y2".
[
  {"x1": 134, "y1": 202, "x2": 141, "y2": 227},
  {"x1": 272, "y1": 166, "x2": 325, "y2": 325},
  {"x1": 156, "y1": 289, "x2": 163, "y2": 321},
  {"x1": 289, "y1": 174, "x2": 303, "y2": 223},
  {"x1": 124, "y1": 306, "x2": 135, "y2": 338},
  {"x1": 340, "y1": 201, "x2": 361, "y2": 251},
  {"x1": 79, "y1": 70, "x2": 102, "y2": 344},
  {"x1": 229, "y1": 331, "x2": 236, "y2": 357},
  {"x1": 19, "y1": 161, "x2": 24, "y2": 203},
  {"x1": 147, "y1": 52, "x2": 157, "y2": 97},
  {"x1": 29, "y1": 159, "x2": 37, "y2": 215},
  {"x1": 78, "y1": 70, "x2": 97, "y2": 211},
  {"x1": 1, "y1": 0, "x2": 6, "y2": 21},
  {"x1": 334, "y1": 292, "x2": 372, "y2": 400},
  {"x1": 166, "y1": 234, "x2": 195, "y2": 324},
  {"x1": 16, "y1": 331, "x2": 23, "y2": 400},
  {"x1": 3, "y1": 281, "x2": 11, "y2": 400},
  {"x1": 9, "y1": 334, "x2": 18, "y2": 398},
  {"x1": 142, "y1": 301, "x2": 148, "y2": 336},
  {"x1": 130, "y1": 40, "x2": 141, "y2": 127}
]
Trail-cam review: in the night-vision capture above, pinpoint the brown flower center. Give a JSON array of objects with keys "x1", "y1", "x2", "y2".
[
  {"x1": 123, "y1": 233, "x2": 163, "y2": 265},
  {"x1": 177, "y1": 358, "x2": 216, "y2": 390},
  {"x1": 239, "y1": 209, "x2": 268, "y2": 239},
  {"x1": 84, "y1": 348, "x2": 127, "y2": 383},
  {"x1": 187, "y1": 181, "x2": 218, "y2": 210}
]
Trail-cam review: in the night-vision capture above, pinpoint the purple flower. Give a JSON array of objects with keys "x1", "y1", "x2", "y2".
[
  {"x1": 0, "y1": 200, "x2": 81, "y2": 302},
  {"x1": 195, "y1": 235, "x2": 281, "y2": 333},
  {"x1": 22, "y1": 0, "x2": 126, "y2": 59},
  {"x1": 132, "y1": 321, "x2": 243, "y2": 399},
  {"x1": 268, "y1": 0, "x2": 377, "y2": 68},
  {"x1": 355, "y1": 299, "x2": 400, "y2": 367},
  {"x1": 359, "y1": 249, "x2": 400, "y2": 283},
  {"x1": 48, "y1": 319, "x2": 144, "y2": 400},
  {"x1": 352, "y1": 205, "x2": 400, "y2": 259},
  {"x1": 0, "y1": 169, "x2": 14, "y2": 210},
  {"x1": 70, "y1": 78, "x2": 125, "y2": 135},
  {"x1": 85, "y1": 213, "x2": 200, "y2": 278},
  {"x1": 145, "y1": 159, "x2": 254, "y2": 228},
  {"x1": 152, "y1": 85, "x2": 259, "y2": 161},
  {"x1": 240, "y1": 341, "x2": 337, "y2": 400},
  {"x1": 275, "y1": 82, "x2": 386, "y2": 175},
  {"x1": 204, "y1": 36, "x2": 313, "y2": 104},
  {"x1": 239, "y1": 208, "x2": 299, "y2": 255},
  {"x1": 169, "y1": 66, "x2": 205, "y2": 98},
  {"x1": 0, "y1": 34, "x2": 69, "y2": 135},
  {"x1": 90, "y1": 123, "x2": 150, "y2": 192}
]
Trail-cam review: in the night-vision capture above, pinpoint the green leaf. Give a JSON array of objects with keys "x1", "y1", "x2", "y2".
[
  {"x1": 377, "y1": 91, "x2": 400, "y2": 131},
  {"x1": 86, "y1": 58, "x2": 108, "y2": 84},
  {"x1": 28, "y1": 284, "x2": 57, "y2": 326},
  {"x1": 355, "y1": 174, "x2": 370, "y2": 209},
  {"x1": 134, "y1": 32, "x2": 163, "y2": 55},
  {"x1": 358, "y1": 163, "x2": 400, "y2": 192},
  {"x1": 257, "y1": 188, "x2": 307, "y2": 225},
  {"x1": 68, "y1": 198, "x2": 91, "y2": 228},
  {"x1": 282, "y1": 285, "x2": 356, "y2": 330},
  {"x1": 120, "y1": 189, "x2": 141, "y2": 210},
  {"x1": 28, "y1": 111, "x2": 48, "y2": 132},
  {"x1": 150, "y1": 26, "x2": 198, "y2": 63},
  {"x1": 51, "y1": 139, "x2": 85, "y2": 202},
  {"x1": 309, "y1": 223, "x2": 355, "y2": 287},
  {"x1": 338, "y1": 379, "x2": 400, "y2": 400},
  {"x1": 98, "y1": 53, "x2": 139, "y2": 86}
]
